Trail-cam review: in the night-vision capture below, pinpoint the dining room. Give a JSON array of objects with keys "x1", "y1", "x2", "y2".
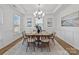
[{"x1": 0, "y1": 4, "x2": 79, "y2": 55}]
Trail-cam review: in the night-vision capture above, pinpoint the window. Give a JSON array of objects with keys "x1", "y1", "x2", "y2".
[
  {"x1": 35, "y1": 18, "x2": 43, "y2": 29},
  {"x1": 13, "y1": 15, "x2": 20, "y2": 33}
]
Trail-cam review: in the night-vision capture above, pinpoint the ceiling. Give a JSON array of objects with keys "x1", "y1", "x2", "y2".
[{"x1": 9, "y1": 4, "x2": 63, "y2": 15}]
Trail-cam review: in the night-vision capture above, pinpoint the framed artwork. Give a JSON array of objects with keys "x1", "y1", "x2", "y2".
[
  {"x1": 61, "y1": 11, "x2": 79, "y2": 27},
  {"x1": 47, "y1": 18, "x2": 52, "y2": 27},
  {"x1": 27, "y1": 18, "x2": 32, "y2": 27}
]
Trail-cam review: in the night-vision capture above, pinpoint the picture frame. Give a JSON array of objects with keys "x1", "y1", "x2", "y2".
[
  {"x1": 27, "y1": 18, "x2": 32, "y2": 27},
  {"x1": 47, "y1": 18, "x2": 52, "y2": 27},
  {"x1": 61, "y1": 11, "x2": 79, "y2": 27}
]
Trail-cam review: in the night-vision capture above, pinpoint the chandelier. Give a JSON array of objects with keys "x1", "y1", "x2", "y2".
[{"x1": 33, "y1": 4, "x2": 45, "y2": 19}]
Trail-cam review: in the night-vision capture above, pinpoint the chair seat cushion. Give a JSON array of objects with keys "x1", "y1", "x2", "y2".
[
  {"x1": 41, "y1": 39, "x2": 49, "y2": 42},
  {"x1": 28, "y1": 39, "x2": 35, "y2": 42}
]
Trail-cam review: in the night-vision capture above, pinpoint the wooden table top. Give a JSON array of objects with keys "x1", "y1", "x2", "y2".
[{"x1": 26, "y1": 32, "x2": 51, "y2": 36}]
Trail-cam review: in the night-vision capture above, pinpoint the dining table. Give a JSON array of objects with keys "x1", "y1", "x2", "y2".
[
  {"x1": 23, "y1": 31, "x2": 54, "y2": 52},
  {"x1": 25, "y1": 32, "x2": 51, "y2": 40}
]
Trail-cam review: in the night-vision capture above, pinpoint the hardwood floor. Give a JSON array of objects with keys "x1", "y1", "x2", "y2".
[
  {"x1": 55, "y1": 36, "x2": 79, "y2": 55},
  {"x1": 0, "y1": 35, "x2": 79, "y2": 55},
  {"x1": 4, "y1": 39, "x2": 69, "y2": 55},
  {"x1": 0, "y1": 37, "x2": 22, "y2": 55}
]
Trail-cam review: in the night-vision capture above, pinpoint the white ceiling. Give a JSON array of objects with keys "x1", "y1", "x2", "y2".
[{"x1": 9, "y1": 4, "x2": 63, "y2": 15}]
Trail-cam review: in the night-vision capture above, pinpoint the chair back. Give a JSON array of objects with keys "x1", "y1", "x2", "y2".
[
  {"x1": 50, "y1": 33, "x2": 53, "y2": 37},
  {"x1": 22, "y1": 31, "x2": 27, "y2": 39},
  {"x1": 49, "y1": 32, "x2": 56, "y2": 40},
  {"x1": 53, "y1": 32, "x2": 56, "y2": 38}
]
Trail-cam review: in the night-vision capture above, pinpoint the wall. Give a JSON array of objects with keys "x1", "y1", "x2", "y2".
[
  {"x1": 55, "y1": 4, "x2": 79, "y2": 49},
  {"x1": 23, "y1": 13, "x2": 56, "y2": 33},
  {"x1": 0, "y1": 5, "x2": 23, "y2": 48}
]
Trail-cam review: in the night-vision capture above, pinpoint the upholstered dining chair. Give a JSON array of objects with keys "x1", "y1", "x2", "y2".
[
  {"x1": 22, "y1": 31, "x2": 31, "y2": 52},
  {"x1": 26, "y1": 35, "x2": 36, "y2": 52},
  {"x1": 22, "y1": 31, "x2": 27, "y2": 45},
  {"x1": 50, "y1": 32, "x2": 56, "y2": 46},
  {"x1": 40, "y1": 36, "x2": 50, "y2": 52}
]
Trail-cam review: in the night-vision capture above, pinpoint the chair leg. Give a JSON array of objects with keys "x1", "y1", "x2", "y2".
[
  {"x1": 32, "y1": 42, "x2": 35, "y2": 52},
  {"x1": 26, "y1": 43, "x2": 29, "y2": 52},
  {"x1": 33, "y1": 47, "x2": 35, "y2": 52},
  {"x1": 48, "y1": 42, "x2": 50, "y2": 52},
  {"x1": 26, "y1": 47, "x2": 28, "y2": 52},
  {"x1": 53, "y1": 40, "x2": 55, "y2": 46},
  {"x1": 48, "y1": 46, "x2": 50, "y2": 52},
  {"x1": 41, "y1": 47, "x2": 43, "y2": 52},
  {"x1": 22, "y1": 39, "x2": 26, "y2": 45},
  {"x1": 22, "y1": 39, "x2": 24, "y2": 45},
  {"x1": 52, "y1": 39, "x2": 55, "y2": 47}
]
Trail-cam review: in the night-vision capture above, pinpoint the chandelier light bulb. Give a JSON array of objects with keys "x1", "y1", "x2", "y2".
[{"x1": 33, "y1": 4, "x2": 45, "y2": 18}]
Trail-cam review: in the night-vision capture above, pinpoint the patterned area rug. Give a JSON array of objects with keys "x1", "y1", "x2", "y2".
[{"x1": 4, "y1": 40, "x2": 69, "y2": 55}]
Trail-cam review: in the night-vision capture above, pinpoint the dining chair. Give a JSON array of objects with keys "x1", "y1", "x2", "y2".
[
  {"x1": 40, "y1": 36, "x2": 50, "y2": 52},
  {"x1": 26, "y1": 35, "x2": 36, "y2": 52},
  {"x1": 34, "y1": 36, "x2": 43, "y2": 52},
  {"x1": 50, "y1": 32, "x2": 56, "y2": 46},
  {"x1": 21, "y1": 31, "x2": 35, "y2": 52},
  {"x1": 22, "y1": 31, "x2": 28, "y2": 45}
]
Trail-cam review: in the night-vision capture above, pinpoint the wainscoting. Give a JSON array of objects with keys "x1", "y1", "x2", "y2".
[
  {"x1": 56, "y1": 29, "x2": 79, "y2": 50},
  {"x1": 55, "y1": 36, "x2": 79, "y2": 55}
]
